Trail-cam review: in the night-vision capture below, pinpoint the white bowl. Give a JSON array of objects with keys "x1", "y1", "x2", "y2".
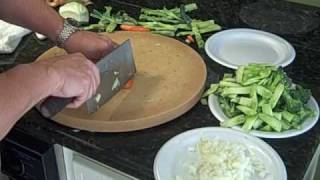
[
  {"x1": 205, "y1": 28, "x2": 296, "y2": 69},
  {"x1": 154, "y1": 127, "x2": 287, "y2": 180},
  {"x1": 208, "y1": 94, "x2": 319, "y2": 138}
]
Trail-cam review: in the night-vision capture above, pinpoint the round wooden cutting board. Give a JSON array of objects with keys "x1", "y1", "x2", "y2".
[{"x1": 36, "y1": 31, "x2": 207, "y2": 132}]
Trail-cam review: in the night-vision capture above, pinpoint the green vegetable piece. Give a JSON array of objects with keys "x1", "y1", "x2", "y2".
[
  {"x1": 251, "y1": 87, "x2": 258, "y2": 111},
  {"x1": 174, "y1": 24, "x2": 191, "y2": 30},
  {"x1": 291, "y1": 85, "x2": 312, "y2": 104},
  {"x1": 238, "y1": 97, "x2": 252, "y2": 107},
  {"x1": 280, "y1": 120, "x2": 290, "y2": 130},
  {"x1": 141, "y1": 7, "x2": 181, "y2": 20},
  {"x1": 236, "y1": 66, "x2": 245, "y2": 83},
  {"x1": 223, "y1": 73, "x2": 233, "y2": 79},
  {"x1": 191, "y1": 22, "x2": 204, "y2": 48},
  {"x1": 242, "y1": 78, "x2": 262, "y2": 86},
  {"x1": 222, "y1": 78, "x2": 236, "y2": 82},
  {"x1": 228, "y1": 94, "x2": 238, "y2": 99},
  {"x1": 103, "y1": 6, "x2": 112, "y2": 16},
  {"x1": 222, "y1": 86, "x2": 252, "y2": 95},
  {"x1": 282, "y1": 111, "x2": 295, "y2": 122},
  {"x1": 106, "y1": 22, "x2": 117, "y2": 32},
  {"x1": 139, "y1": 14, "x2": 180, "y2": 24},
  {"x1": 259, "y1": 113, "x2": 282, "y2": 132},
  {"x1": 259, "y1": 69, "x2": 272, "y2": 78},
  {"x1": 258, "y1": 78, "x2": 269, "y2": 86},
  {"x1": 262, "y1": 103, "x2": 273, "y2": 116},
  {"x1": 170, "y1": 3, "x2": 198, "y2": 14},
  {"x1": 281, "y1": 90, "x2": 304, "y2": 113},
  {"x1": 256, "y1": 85, "x2": 272, "y2": 99},
  {"x1": 200, "y1": 98, "x2": 208, "y2": 105},
  {"x1": 270, "y1": 83, "x2": 285, "y2": 108},
  {"x1": 91, "y1": 9, "x2": 104, "y2": 19},
  {"x1": 202, "y1": 84, "x2": 219, "y2": 97},
  {"x1": 236, "y1": 105, "x2": 257, "y2": 116},
  {"x1": 82, "y1": 24, "x2": 105, "y2": 30},
  {"x1": 273, "y1": 112, "x2": 282, "y2": 121},
  {"x1": 270, "y1": 72, "x2": 282, "y2": 90},
  {"x1": 219, "y1": 81, "x2": 241, "y2": 87},
  {"x1": 242, "y1": 115, "x2": 258, "y2": 132},
  {"x1": 180, "y1": 4, "x2": 192, "y2": 25},
  {"x1": 219, "y1": 97, "x2": 241, "y2": 118},
  {"x1": 176, "y1": 24, "x2": 221, "y2": 36},
  {"x1": 151, "y1": 30, "x2": 175, "y2": 37},
  {"x1": 138, "y1": 22, "x2": 177, "y2": 31},
  {"x1": 230, "y1": 97, "x2": 240, "y2": 103},
  {"x1": 253, "y1": 119, "x2": 263, "y2": 129},
  {"x1": 221, "y1": 115, "x2": 245, "y2": 127},
  {"x1": 258, "y1": 99, "x2": 267, "y2": 107},
  {"x1": 260, "y1": 125, "x2": 272, "y2": 132}
]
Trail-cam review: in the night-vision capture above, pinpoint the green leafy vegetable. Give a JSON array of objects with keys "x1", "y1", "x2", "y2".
[
  {"x1": 84, "y1": 3, "x2": 221, "y2": 49},
  {"x1": 203, "y1": 63, "x2": 315, "y2": 132}
]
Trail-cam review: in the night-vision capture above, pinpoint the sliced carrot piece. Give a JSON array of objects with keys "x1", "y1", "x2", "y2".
[
  {"x1": 185, "y1": 35, "x2": 195, "y2": 44},
  {"x1": 123, "y1": 79, "x2": 134, "y2": 89},
  {"x1": 120, "y1": 24, "x2": 150, "y2": 32}
]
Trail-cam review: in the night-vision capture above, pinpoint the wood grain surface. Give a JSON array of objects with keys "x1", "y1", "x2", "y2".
[{"x1": 36, "y1": 31, "x2": 207, "y2": 132}]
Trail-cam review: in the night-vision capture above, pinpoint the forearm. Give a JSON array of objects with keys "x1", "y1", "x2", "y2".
[
  {"x1": 0, "y1": 0, "x2": 63, "y2": 41},
  {"x1": 0, "y1": 63, "x2": 58, "y2": 140}
]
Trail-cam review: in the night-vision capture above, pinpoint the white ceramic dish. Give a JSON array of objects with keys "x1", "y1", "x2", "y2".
[
  {"x1": 205, "y1": 28, "x2": 296, "y2": 69},
  {"x1": 208, "y1": 94, "x2": 320, "y2": 138},
  {"x1": 154, "y1": 127, "x2": 287, "y2": 180}
]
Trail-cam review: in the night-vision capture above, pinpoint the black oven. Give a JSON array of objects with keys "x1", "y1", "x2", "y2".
[{"x1": 0, "y1": 129, "x2": 60, "y2": 180}]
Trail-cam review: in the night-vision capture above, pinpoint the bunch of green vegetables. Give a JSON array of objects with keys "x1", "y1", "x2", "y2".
[
  {"x1": 202, "y1": 64, "x2": 315, "y2": 132},
  {"x1": 83, "y1": 6, "x2": 138, "y2": 32},
  {"x1": 83, "y1": 3, "x2": 221, "y2": 48},
  {"x1": 138, "y1": 3, "x2": 221, "y2": 48}
]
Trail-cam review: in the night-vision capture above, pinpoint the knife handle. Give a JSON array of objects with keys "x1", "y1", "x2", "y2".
[{"x1": 39, "y1": 96, "x2": 73, "y2": 118}]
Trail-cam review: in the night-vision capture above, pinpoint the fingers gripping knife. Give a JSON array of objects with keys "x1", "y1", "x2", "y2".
[{"x1": 39, "y1": 40, "x2": 136, "y2": 117}]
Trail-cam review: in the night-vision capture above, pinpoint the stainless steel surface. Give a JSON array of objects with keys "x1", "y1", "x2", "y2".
[
  {"x1": 86, "y1": 40, "x2": 136, "y2": 113},
  {"x1": 303, "y1": 143, "x2": 320, "y2": 180},
  {"x1": 54, "y1": 144, "x2": 68, "y2": 180},
  {"x1": 62, "y1": 147, "x2": 138, "y2": 180},
  {"x1": 286, "y1": 0, "x2": 320, "y2": 7}
]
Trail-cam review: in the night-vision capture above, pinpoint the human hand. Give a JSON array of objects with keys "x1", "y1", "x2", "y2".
[
  {"x1": 63, "y1": 31, "x2": 117, "y2": 61},
  {"x1": 37, "y1": 53, "x2": 100, "y2": 108}
]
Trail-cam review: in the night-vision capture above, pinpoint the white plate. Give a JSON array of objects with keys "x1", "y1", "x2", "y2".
[
  {"x1": 205, "y1": 28, "x2": 296, "y2": 69},
  {"x1": 208, "y1": 94, "x2": 320, "y2": 138},
  {"x1": 154, "y1": 127, "x2": 287, "y2": 180}
]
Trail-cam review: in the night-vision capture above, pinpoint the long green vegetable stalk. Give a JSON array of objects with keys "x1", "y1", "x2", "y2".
[
  {"x1": 140, "y1": 3, "x2": 198, "y2": 19},
  {"x1": 83, "y1": 6, "x2": 137, "y2": 32},
  {"x1": 138, "y1": 3, "x2": 221, "y2": 48},
  {"x1": 84, "y1": 3, "x2": 221, "y2": 49}
]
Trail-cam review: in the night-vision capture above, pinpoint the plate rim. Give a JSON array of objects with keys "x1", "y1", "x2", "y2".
[
  {"x1": 153, "y1": 127, "x2": 287, "y2": 180},
  {"x1": 204, "y1": 28, "x2": 296, "y2": 69},
  {"x1": 208, "y1": 94, "x2": 320, "y2": 138}
]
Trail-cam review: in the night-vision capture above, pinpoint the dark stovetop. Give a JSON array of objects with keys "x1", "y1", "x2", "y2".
[{"x1": 1, "y1": 0, "x2": 320, "y2": 179}]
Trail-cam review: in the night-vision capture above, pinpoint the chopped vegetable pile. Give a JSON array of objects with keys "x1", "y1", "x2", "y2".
[
  {"x1": 202, "y1": 64, "x2": 315, "y2": 132},
  {"x1": 83, "y1": 3, "x2": 221, "y2": 48},
  {"x1": 179, "y1": 138, "x2": 269, "y2": 180}
]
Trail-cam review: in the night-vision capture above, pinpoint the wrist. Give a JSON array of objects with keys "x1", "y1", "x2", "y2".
[
  {"x1": 48, "y1": 16, "x2": 65, "y2": 42},
  {"x1": 55, "y1": 18, "x2": 80, "y2": 48},
  {"x1": 5, "y1": 63, "x2": 58, "y2": 105},
  {"x1": 29, "y1": 62, "x2": 63, "y2": 98}
]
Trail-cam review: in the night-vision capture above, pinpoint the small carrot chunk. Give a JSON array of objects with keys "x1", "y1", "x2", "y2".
[
  {"x1": 123, "y1": 79, "x2": 134, "y2": 89},
  {"x1": 120, "y1": 24, "x2": 150, "y2": 32}
]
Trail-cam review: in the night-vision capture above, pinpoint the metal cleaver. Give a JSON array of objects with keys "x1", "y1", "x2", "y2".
[{"x1": 39, "y1": 39, "x2": 136, "y2": 118}]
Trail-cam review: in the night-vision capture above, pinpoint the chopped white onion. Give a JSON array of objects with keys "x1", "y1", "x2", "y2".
[{"x1": 182, "y1": 138, "x2": 269, "y2": 180}]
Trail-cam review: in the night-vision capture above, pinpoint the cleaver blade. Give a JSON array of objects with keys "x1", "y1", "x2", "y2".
[
  {"x1": 86, "y1": 39, "x2": 136, "y2": 113},
  {"x1": 39, "y1": 39, "x2": 136, "y2": 118}
]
